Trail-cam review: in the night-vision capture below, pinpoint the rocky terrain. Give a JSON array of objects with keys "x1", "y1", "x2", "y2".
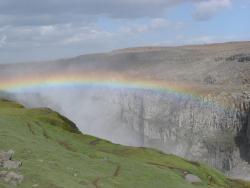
[
  {"x1": 0, "y1": 41, "x2": 250, "y2": 180},
  {"x1": 0, "y1": 150, "x2": 23, "y2": 186}
]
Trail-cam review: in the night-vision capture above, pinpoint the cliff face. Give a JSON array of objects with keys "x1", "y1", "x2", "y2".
[{"x1": 118, "y1": 91, "x2": 250, "y2": 178}]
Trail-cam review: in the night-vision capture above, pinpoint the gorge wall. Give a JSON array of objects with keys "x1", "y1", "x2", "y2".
[
  {"x1": 118, "y1": 90, "x2": 250, "y2": 179},
  {"x1": 1, "y1": 41, "x2": 250, "y2": 179}
]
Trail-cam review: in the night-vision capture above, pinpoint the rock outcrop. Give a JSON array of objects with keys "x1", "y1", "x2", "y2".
[
  {"x1": 0, "y1": 171, "x2": 24, "y2": 186},
  {"x1": 0, "y1": 150, "x2": 23, "y2": 186},
  {"x1": 185, "y1": 174, "x2": 202, "y2": 184},
  {"x1": 0, "y1": 150, "x2": 22, "y2": 170},
  {"x1": 0, "y1": 150, "x2": 14, "y2": 162}
]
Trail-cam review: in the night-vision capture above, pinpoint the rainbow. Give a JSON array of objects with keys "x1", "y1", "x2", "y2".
[
  {"x1": 0, "y1": 70, "x2": 205, "y2": 98},
  {"x1": 0, "y1": 70, "x2": 237, "y2": 110}
]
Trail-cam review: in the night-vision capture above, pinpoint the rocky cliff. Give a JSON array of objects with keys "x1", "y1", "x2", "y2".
[{"x1": 118, "y1": 90, "x2": 250, "y2": 179}]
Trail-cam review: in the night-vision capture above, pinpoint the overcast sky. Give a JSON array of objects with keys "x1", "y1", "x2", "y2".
[{"x1": 0, "y1": 0, "x2": 249, "y2": 63}]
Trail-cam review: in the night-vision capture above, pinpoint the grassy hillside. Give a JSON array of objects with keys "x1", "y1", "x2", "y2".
[{"x1": 0, "y1": 99, "x2": 249, "y2": 188}]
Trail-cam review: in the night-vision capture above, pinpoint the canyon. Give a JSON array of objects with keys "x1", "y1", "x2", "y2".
[{"x1": 1, "y1": 41, "x2": 250, "y2": 179}]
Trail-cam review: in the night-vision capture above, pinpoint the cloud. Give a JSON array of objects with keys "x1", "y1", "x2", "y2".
[
  {"x1": 40, "y1": 25, "x2": 55, "y2": 36},
  {"x1": 0, "y1": 16, "x2": 184, "y2": 49},
  {"x1": 0, "y1": 36, "x2": 7, "y2": 47},
  {"x1": 0, "y1": 22, "x2": 119, "y2": 62},
  {"x1": 62, "y1": 27, "x2": 113, "y2": 45},
  {"x1": 0, "y1": 0, "x2": 184, "y2": 25},
  {"x1": 193, "y1": 0, "x2": 232, "y2": 21},
  {"x1": 0, "y1": 1, "x2": 233, "y2": 28},
  {"x1": 120, "y1": 18, "x2": 170, "y2": 34},
  {"x1": 0, "y1": 0, "x2": 243, "y2": 63},
  {"x1": 0, "y1": 23, "x2": 113, "y2": 47},
  {"x1": 120, "y1": 18, "x2": 185, "y2": 36}
]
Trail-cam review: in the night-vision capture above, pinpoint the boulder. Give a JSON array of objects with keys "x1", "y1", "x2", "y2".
[
  {"x1": 0, "y1": 150, "x2": 22, "y2": 169},
  {"x1": 2, "y1": 160, "x2": 22, "y2": 169},
  {"x1": 185, "y1": 174, "x2": 202, "y2": 184}
]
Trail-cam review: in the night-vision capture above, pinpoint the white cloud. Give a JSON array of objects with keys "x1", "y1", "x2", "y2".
[
  {"x1": 62, "y1": 28, "x2": 113, "y2": 45},
  {"x1": 193, "y1": 0, "x2": 232, "y2": 21},
  {"x1": 40, "y1": 25, "x2": 55, "y2": 35},
  {"x1": 150, "y1": 18, "x2": 169, "y2": 29},
  {"x1": 0, "y1": 35, "x2": 7, "y2": 47},
  {"x1": 120, "y1": 18, "x2": 178, "y2": 34},
  {"x1": 0, "y1": 23, "x2": 112, "y2": 47}
]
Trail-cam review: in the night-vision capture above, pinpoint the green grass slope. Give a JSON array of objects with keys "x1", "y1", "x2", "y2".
[{"x1": 0, "y1": 99, "x2": 249, "y2": 188}]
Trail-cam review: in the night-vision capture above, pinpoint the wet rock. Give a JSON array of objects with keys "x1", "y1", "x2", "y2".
[{"x1": 185, "y1": 174, "x2": 202, "y2": 184}]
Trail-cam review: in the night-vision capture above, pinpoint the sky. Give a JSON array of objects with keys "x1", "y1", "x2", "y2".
[{"x1": 0, "y1": 0, "x2": 249, "y2": 63}]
